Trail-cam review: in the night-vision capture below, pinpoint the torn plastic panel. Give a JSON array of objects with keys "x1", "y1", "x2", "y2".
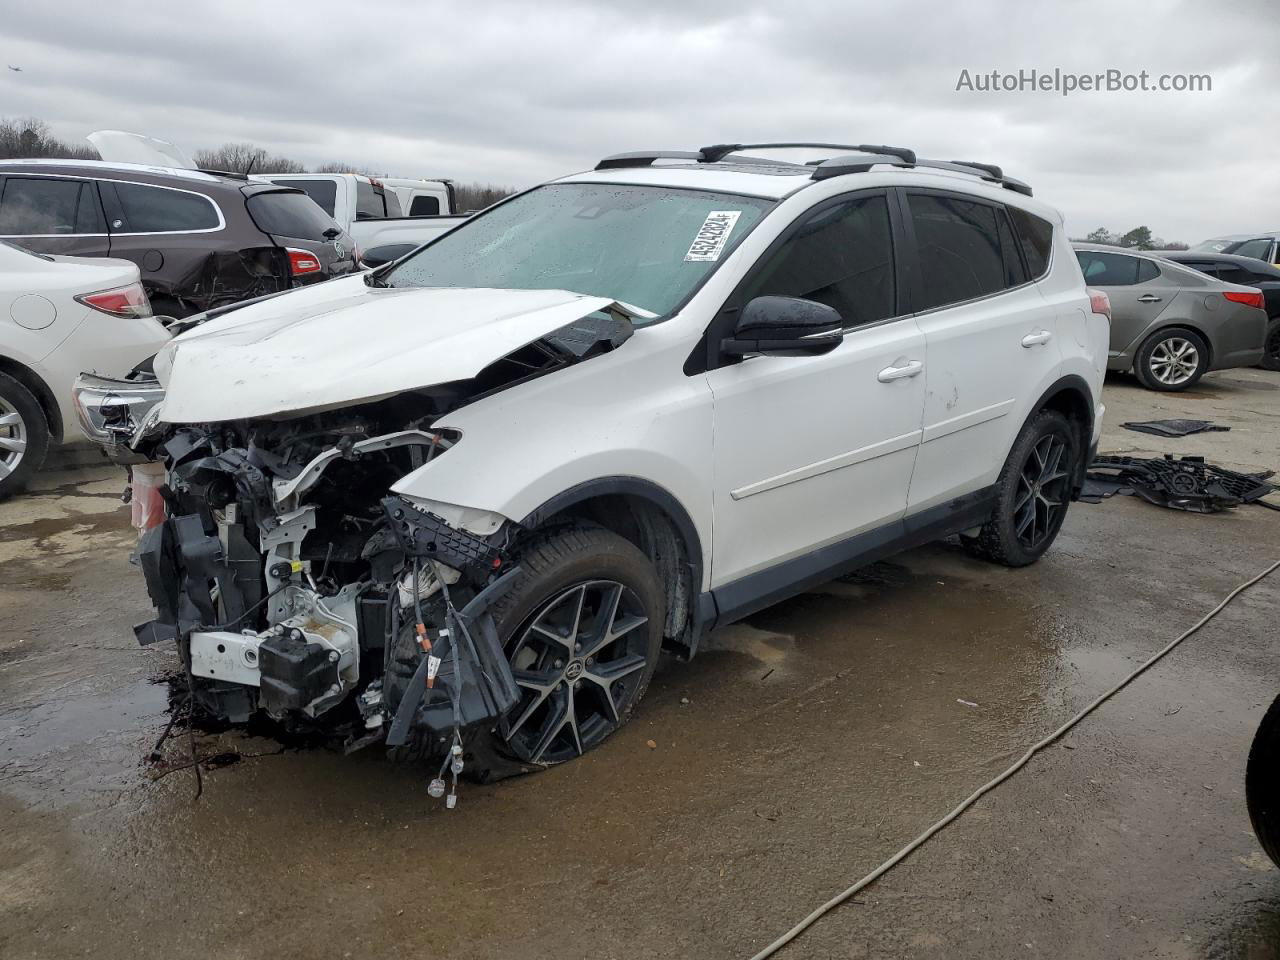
[
  {"x1": 1086, "y1": 454, "x2": 1277, "y2": 513},
  {"x1": 144, "y1": 247, "x2": 291, "y2": 318}
]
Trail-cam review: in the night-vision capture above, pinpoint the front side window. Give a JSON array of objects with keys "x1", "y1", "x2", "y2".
[
  {"x1": 738, "y1": 194, "x2": 896, "y2": 327},
  {"x1": 1075, "y1": 251, "x2": 1158, "y2": 286},
  {"x1": 0, "y1": 177, "x2": 105, "y2": 235},
  {"x1": 112, "y1": 182, "x2": 220, "y2": 232},
  {"x1": 384, "y1": 183, "x2": 773, "y2": 320},
  {"x1": 908, "y1": 193, "x2": 1011, "y2": 311}
]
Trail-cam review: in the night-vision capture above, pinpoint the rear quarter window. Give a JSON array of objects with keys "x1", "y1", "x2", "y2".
[
  {"x1": 409, "y1": 194, "x2": 441, "y2": 216},
  {"x1": 112, "y1": 182, "x2": 220, "y2": 232},
  {"x1": 1007, "y1": 206, "x2": 1054, "y2": 280},
  {"x1": 246, "y1": 191, "x2": 341, "y2": 241}
]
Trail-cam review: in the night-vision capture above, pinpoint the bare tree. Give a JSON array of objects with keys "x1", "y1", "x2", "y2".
[
  {"x1": 193, "y1": 142, "x2": 306, "y2": 174},
  {"x1": 313, "y1": 161, "x2": 385, "y2": 176},
  {"x1": 0, "y1": 117, "x2": 98, "y2": 160},
  {"x1": 452, "y1": 183, "x2": 516, "y2": 213}
]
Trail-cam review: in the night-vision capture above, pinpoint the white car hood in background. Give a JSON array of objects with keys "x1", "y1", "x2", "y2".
[
  {"x1": 158, "y1": 279, "x2": 628, "y2": 422},
  {"x1": 86, "y1": 130, "x2": 196, "y2": 169}
]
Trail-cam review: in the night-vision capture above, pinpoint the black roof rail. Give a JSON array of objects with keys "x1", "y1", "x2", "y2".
[
  {"x1": 700, "y1": 142, "x2": 917, "y2": 165},
  {"x1": 594, "y1": 143, "x2": 1032, "y2": 196},
  {"x1": 196, "y1": 167, "x2": 250, "y2": 180},
  {"x1": 595, "y1": 150, "x2": 707, "y2": 170}
]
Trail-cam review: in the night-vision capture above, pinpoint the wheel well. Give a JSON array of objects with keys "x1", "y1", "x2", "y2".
[
  {"x1": 0, "y1": 356, "x2": 61, "y2": 441},
  {"x1": 525, "y1": 491, "x2": 700, "y2": 657},
  {"x1": 1036, "y1": 381, "x2": 1092, "y2": 492}
]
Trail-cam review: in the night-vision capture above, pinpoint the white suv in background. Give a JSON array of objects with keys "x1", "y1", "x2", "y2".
[{"x1": 76, "y1": 142, "x2": 1107, "y2": 784}]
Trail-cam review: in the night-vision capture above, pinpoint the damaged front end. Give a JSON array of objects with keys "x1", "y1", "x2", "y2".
[{"x1": 130, "y1": 399, "x2": 523, "y2": 776}]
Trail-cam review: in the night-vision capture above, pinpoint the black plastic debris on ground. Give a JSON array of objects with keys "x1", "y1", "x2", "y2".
[
  {"x1": 1121, "y1": 419, "x2": 1230, "y2": 438},
  {"x1": 1085, "y1": 454, "x2": 1277, "y2": 513}
]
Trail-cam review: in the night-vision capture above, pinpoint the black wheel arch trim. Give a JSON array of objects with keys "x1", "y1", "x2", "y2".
[
  {"x1": 518, "y1": 475, "x2": 707, "y2": 652},
  {"x1": 1015, "y1": 374, "x2": 1095, "y2": 496}
]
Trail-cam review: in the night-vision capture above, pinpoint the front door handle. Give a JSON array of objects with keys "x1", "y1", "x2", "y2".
[
  {"x1": 877, "y1": 360, "x2": 923, "y2": 382},
  {"x1": 1021, "y1": 330, "x2": 1053, "y2": 348},
  {"x1": 1136, "y1": 294, "x2": 1163, "y2": 303}
]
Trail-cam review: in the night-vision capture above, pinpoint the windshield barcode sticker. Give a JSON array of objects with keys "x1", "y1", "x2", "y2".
[{"x1": 684, "y1": 211, "x2": 742, "y2": 262}]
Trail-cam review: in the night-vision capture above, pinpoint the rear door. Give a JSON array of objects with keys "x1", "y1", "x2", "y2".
[
  {"x1": 1075, "y1": 250, "x2": 1170, "y2": 356},
  {"x1": 901, "y1": 190, "x2": 1061, "y2": 512},
  {"x1": 0, "y1": 175, "x2": 109, "y2": 257}
]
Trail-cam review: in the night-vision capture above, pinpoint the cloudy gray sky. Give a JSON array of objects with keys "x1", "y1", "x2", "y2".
[{"x1": 2, "y1": 0, "x2": 1275, "y2": 242}]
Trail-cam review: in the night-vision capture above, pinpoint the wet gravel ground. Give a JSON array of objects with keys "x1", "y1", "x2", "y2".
[{"x1": 2, "y1": 370, "x2": 1280, "y2": 960}]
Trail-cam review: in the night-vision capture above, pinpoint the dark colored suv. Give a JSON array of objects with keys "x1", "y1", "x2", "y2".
[{"x1": 0, "y1": 160, "x2": 358, "y2": 318}]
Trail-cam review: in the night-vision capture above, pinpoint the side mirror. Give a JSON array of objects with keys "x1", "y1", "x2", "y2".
[
  {"x1": 360, "y1": 243, "x2": 417, "y2": 269},
  {"x1": 721, "y1": 296, "x2": 844, "y2": 358}
]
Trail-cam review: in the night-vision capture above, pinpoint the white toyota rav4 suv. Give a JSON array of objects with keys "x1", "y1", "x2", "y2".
[{"x1": 75, "y1": 142, "x2": 1107, "y2": 789}]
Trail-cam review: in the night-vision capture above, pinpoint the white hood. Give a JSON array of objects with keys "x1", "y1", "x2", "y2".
[{"x1": 157, "y1": 278, "x2": 632, "y2": 422}]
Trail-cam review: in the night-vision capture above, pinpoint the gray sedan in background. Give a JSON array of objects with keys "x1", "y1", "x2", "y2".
[{"x1": 1073, "y1": 243, "x2": 1268, "y2": 391}]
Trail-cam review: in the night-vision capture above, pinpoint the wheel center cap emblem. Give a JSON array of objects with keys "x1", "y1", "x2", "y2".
[{"x1": 564, "y1": 661, "x2": 584, "y2": 681}]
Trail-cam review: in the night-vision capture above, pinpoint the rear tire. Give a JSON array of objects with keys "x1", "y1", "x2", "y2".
[
  {"x1": 961, "y1": 409, "x2": 1078, "y2": 568},
  {"x1": 1134, "y1": 328, "x2": 1209, "y2": 391},
  {"x1": 1260, "y1": 318, "x2": 1280, "y2": 372},
  {"x1": 1247, "y1": 693, "x2": 1280, "y2": 868},
  {"x1": 0, "y1": 372, "x2": 50, "y2": 501}
]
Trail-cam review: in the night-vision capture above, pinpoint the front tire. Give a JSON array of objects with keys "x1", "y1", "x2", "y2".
[
  {"x1": 456, "y1": 525, "x2": 664, "y2": 781},
  {"x1": 961, "y1": 409, "x2": 1078, "y2": 567},
  {"x1": 1135, "y1": 328, "x2": 1209, "y2": 391},
  {"x1": 0, "y1": 372, "x2": 50, "y2": 501}
]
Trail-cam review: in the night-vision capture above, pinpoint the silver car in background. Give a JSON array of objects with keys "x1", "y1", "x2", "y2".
[{"x1": 1073, "y1": 243, "x2": 1268, "y2": 391}]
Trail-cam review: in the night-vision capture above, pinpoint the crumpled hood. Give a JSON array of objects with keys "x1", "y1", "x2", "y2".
[{"x1": 157, "y1": 277, "x2": 630, "y2": 422}]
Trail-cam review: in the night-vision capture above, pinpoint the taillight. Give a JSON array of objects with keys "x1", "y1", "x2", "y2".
[
  {"x1": 1224, "y1": 290, "x2": 1264, "y2": 310},
  {"x1": 76, "y1": 282, "x2": 152, "y2": 319},
  {"x1": 1087, "y1": 287, "x2": 1111, "y2": 320},
  {"x1": 287, "y1": 248, "x2": 322, "y2": 276}
]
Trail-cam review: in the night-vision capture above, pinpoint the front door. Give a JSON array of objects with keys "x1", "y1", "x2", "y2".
[{"x1": 705, "y1": 191, "x2": 925, "y2": 589}]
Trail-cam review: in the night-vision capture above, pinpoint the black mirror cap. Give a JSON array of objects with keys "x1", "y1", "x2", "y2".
[{"x1": 722, "y1": 296, "x2": 845, "y2": 358}]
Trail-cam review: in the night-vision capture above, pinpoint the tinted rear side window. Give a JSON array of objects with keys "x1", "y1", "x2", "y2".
[
  {"x1": 355, "y1": 181, "x2": 388, "y2": 219},
  {"x1": 908, "y1": 193, "x2": 1008, "y2": 311},
  {"x1": 409, "y1": 194, "x2": 441, "y2": 216},
  {"x1": 269, "y1": 178, "x2": 338, "y2": 217},
  {"x1": 740, "y1": 194, "x2": 896, "y2": 327},
  {"x1": 1075, "y1": 251, "x2": 1159, "y2": 286},
  {"x1": 247, "y1": 191, "x2": 340, "y2": 241},
  {"x1": 0, "y1": 177, "x2": 105, "y2": 235},
  {"x1": 1232, "y1": 238, "x2": 1273, "y2": 261},
  {"x1": 1007, "y1": 206, "x2": 1054, "y2": 280},
  {"x1": 113, "y1": 182, "x2": 220, "y2": 232}
]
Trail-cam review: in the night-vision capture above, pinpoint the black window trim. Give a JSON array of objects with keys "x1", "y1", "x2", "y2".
[
  {"x1": 0, "y1": 170, "x2": 225, "y2": 237},
  {"x1": 896, "y1": 187, "x2": 1055, "y2": 318},
  {"x1": 692, "y1": 185, "x2": 909, "y2": 374},
  {"x1": 0, "y1": 173, "x2": 110, "y2": 239}
]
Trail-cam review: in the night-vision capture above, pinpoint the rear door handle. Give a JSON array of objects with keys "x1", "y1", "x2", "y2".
[
  {"x1": 877, "y1": 360, "x2": 923, "y2": 382},
  {"x1": 1020, "y1": 331, "x2": 1053, "y2": 348},
  {"x1": 1136, "y1": 294, "x2": 1162, "y2": 303}
]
